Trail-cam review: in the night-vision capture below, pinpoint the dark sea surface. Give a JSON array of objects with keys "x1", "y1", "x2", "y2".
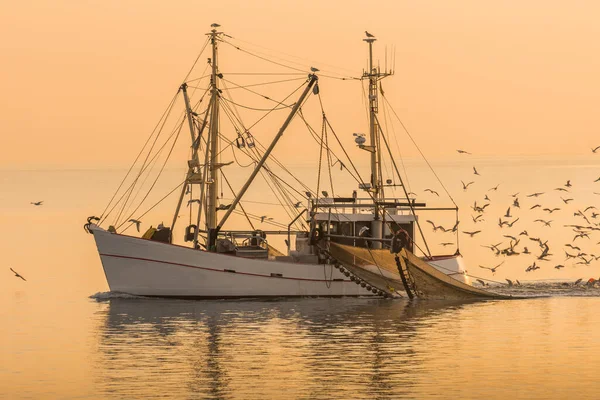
[{"x1": 2, "y1": 159, "x2": 599, "y2": 399}]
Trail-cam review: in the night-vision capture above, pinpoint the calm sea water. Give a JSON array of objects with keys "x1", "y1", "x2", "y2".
[{"x1": 2, "y1": 157, "x2": 600, "y2": 399}]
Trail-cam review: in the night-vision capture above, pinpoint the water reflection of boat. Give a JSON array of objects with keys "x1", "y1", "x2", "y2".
[{"x1": 93, "y1": 298, "x2": 480, "y2": 397}]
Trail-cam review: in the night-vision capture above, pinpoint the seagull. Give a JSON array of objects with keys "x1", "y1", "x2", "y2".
[
  {"x1": 310, "y1": 66, "x2": 320, "y2": 72},
  {"x1": 592, "y1": 145, "x2": 600, "y2": 153},
  {"x1": 472, "y1": 214, "x2": 484, "y2": 223},
  {"x1": 534, "y1": 219, "x2": 552, "y2": 227},
  {"x1": 260, "y1": 215, "x2": 268, "y2": 223},
  {"x1": 463, "y1": 230, "x2": 481, "y2": 237},
  {"x1": 216, "y1": 204, "x2": 232, "y2": 210},
  {"x1": 527, "y1": 192, "x2": 544, "y2": 198},
  {"x1": 484, "y1": 194, "x2": 491, "y2": 201},
  {"x1": 513, "y1": 198, "x2": 520, "y2": 208},
  {"x1": 211, "y1": 23, "x2": 221, "y2": 28},
  {"x1": 519, "y1": 230, "x2": 529, "y2": 236},
  {"x1": 10, "y1": 268, "x2": 26, "y2": 281},
  {"x1": 489, "y1": 184, "x2": 500, "y2": 191},
  {"x1": 507, "y1": 218, "x2": 520, "y2": 228},
  {"x1": 476, "y1": 279, "x2": 487, "y2": 287},
  {"x1": 365, "y1": 31, "x2": 375, "y2": 38},
  {"x1": 31, "y1": 201, "x2": 43, "y2": 206},
  {"x1": 523, "y1": 247, "x2": 531, "y2": 254},
  {"x1": 565, "y1": 180, "x2": 572, "y2": 187},
  {"x1": 554, "y1": 187, "x2": 569, "y2": 192},
  {"x1": 473, "y1": 166, "x2": 480, "y2": 176},
  {"x1": 530, "y1": 204, "x2": 541, "y2": 210},
  {"x1": 584, "y1": 206, "x2": 597, "y2": 212},
  {"x1": 321, "y1": 191, "x2": 329, "y2": 197},
  {"x1": 457, "y1": 149, "x2": 471, "y2": 155},
  {"x1": 461, "y1": 180, "x2": 474, "y2": 191},
  {"x1": 504, "y1": 207, "x2": 512, "y2": 218},
  {"x1": 479, "y1": 261, "x2": 505, "y2": 274},
  {"x1": 543, "y1": 208, "x2": 560, "y2": 214},
  {"x1": 561, "y1": 197, "x2": 573, "y2": 204},
  {"x1": 554, "y1": 264, "x2": 565, "y2": 270},
  {"x1": 595, "y1": 177, "x2": 600, "y2": 183},
  {"x1": 510, "y1": 192, "x2": 520, "y2": 198},
  {"x1": 424, "y1": 188, "x2": 439, "y2": 196},
  {"x1": 294, "y1": 201, "x2": 302, "y2": 208},
  {"x1": 128, "y1": 219, "x2": 142, "y2": 232},
  {"x1": 506, "y1": 279, "x2": 514, "y2": 287},
  {"x1": 574, "y1": 278, "x2": 583, "y2": 285},
  {"x1": 565, "y1": 244, "x2": 581, "y2": 251}
]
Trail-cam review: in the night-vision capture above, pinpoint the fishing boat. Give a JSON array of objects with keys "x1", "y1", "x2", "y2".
[{"x1": 86, "y1": 26, "x2": 471, "y2": 298}]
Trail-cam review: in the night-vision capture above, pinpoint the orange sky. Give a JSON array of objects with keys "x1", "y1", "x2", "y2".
[{"x1": 1, "y1": 0, "x2": 599, "y2": 169}]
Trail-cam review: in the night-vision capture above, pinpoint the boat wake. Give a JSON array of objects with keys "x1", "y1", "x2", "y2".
[
  {"x1": 479, "y1": 281, "x2": 600, "y2": 298},
  {"x1": 89, "y1": 291, "x2": 146, "y2": 301}
]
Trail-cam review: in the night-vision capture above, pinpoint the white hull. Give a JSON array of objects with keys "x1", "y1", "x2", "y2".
[{"x1": 90, "y1": 226, "x2": 468, "y2": 298}]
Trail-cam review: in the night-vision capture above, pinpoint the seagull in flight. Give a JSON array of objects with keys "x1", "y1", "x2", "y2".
[
  {"x1": 534, "y1": 219, "x2": 553, "y2": 227},
  {"x1": 461, "y1": 180, "x2": 474, "y2": 191},
  {"x1": 128, "y1": 219, "x2": 142, "y2": 232},
  {"x1": 565, "y1": 180, "x2": 572, "y2": 187},
  {"x1": 479, "y1": 261, "x2": 505, "y2": 274},
  {"x1": 424, "y1": 188, "x2": 439, "y2": 196},
  {"x1": 463, "y1": 230, "x2": 481, "y2": 237},
  {"x1": 10, "y1": 268, "x2": 26, "y2": 281},
  {"x1": 504, "y1": 207, "x2": 512, "y2": 218},
  {"x1": 358, "y1": 226, "x2": 370, "y2": 236},
  {"x1": 592, "y1": 145, "x2": 600, "y2": 153},
  {"x1": 489, "y1": 184, "x2": 500, "y2": 191},
  {"x1": 31, "y1": 201, "x2": 43, "y2": 206},
  {"x1": 527, "y1": 192, "x2": 544, "y2": 198},
  {"x1": 561, "y1": 197, "x2": 573, "y2": 204},
  {"x1": 365, "y1": 31, "x2": 375, "y2": 38},
  {"x1": 473, "y1": 166, "x2": 480, "y2": 176},
  {"x1": 457, "y1": 149, "x2": 471, "y2": 155}
]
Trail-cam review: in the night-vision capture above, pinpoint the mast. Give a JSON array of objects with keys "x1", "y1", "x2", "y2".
[
  {"x1": 206, "y1": 28, "x2": 221, "y2": 232},
  {"x1": 362, "y1": 32, "x2": 392, "y2": 249}
]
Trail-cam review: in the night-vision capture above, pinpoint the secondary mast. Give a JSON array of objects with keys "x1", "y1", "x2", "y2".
[{"x1": 206, "y1": 27, "x2": 221, "y2": 232}]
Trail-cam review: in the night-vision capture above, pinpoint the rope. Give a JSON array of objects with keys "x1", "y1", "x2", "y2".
[{"x1": 381, "y1": 93, "x2": 458, "y2": 208}]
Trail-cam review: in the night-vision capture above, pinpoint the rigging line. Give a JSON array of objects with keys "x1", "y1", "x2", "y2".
[
  {"x1": 220, "y1": 96, "x2": 290, "y2": 112},
  {"x1": 221, "y1": 198, "x2": 289, "y2": 206},
  {"x1": 230, "y1": 145, "x2": 256, "y2": 168},
  {"x1": 182, "y1": 37, "x2": 211, "y2": 83},
  {"x1": 224, "y1": 35, "x2": 361, "y2": 76},
  {"x1": 258, "y1": 167, "x2": 298, "y2": 225},
  {"x1": 322, "y1": 111, "x2": 430, "y2": 257},
  {"x1": 183, "y1": 75, "x2": 212, "y2": 84},
  {"x1": 113, "y1": 93, "x2": 181, "y2": 226},
  {"x1": 222, "y1": 39, "x2": 308, "y2": 73},
  {"x1": 375, "y1": 113, "x2": 432, "y2": 257},
  {"x1": 120, "y1": 89, "x2": 211, "y2": 222},
  {"x1": 426, "y1": 261, "x2": 509, "y2": 287},
  {"x1": 265, "y1": 166, "x2": 307, "y2": 230},
  {"x1": 221, "y1": 77, "x2": 296, "y2": 108},
  {"x1": 221, "y1": 72, "x2": 306, "y2": 76},
  {"x1": 99, "y1": 91, "x2": 179, "y2": 224},
  {"x1": 381, "y1": 93, "x2": 457, "y2": 207},
  {"x1": 221, "y1": 170, "x2": 255, "y2": 230},
  {"x1": 219, "y1": 77, "x2": 306, "y2": 90},
  {"x1": 324, "y1": 119, "x2": 335, "y2": 197},
  {"x1": 219, "y1": 94, "x2": 315, "y2": 197},
  {"x1": 105, "y1": 100, "x2": 196, "y2": 227},
  {"x1": 120, "y1": 179, "x2": 186, "y2": 234},
  {"x1": 231, "y1": 210, "x2": 288, "y2": 230},
  {"x1": 315, "y1": 116, "x2": 325, "y2": 207},
  {"x1": 297, "y1": 110, "x2": 352, "y2": 181},
  {"x1": 117, "y1": 113, "x2": 186, "y2": 231},
  {"x1": 381, "y1": 92, "x2": 411, "y2": 193}
]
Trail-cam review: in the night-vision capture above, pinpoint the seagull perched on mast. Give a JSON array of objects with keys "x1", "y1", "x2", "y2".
[
  {"x1": 211, "y1": 23, "x2": 220, "y2": 28},
  {"x1": 310, "y1": 66, "x2": 320, "y2": 73},
  {"x1": 365, "y1": 31, "x2": 375, "y2": 38}
]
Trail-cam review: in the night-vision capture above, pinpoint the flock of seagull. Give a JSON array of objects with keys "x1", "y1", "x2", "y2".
[{"x1": 424, "y1": 148, "x2": 600, "y2": 284}]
